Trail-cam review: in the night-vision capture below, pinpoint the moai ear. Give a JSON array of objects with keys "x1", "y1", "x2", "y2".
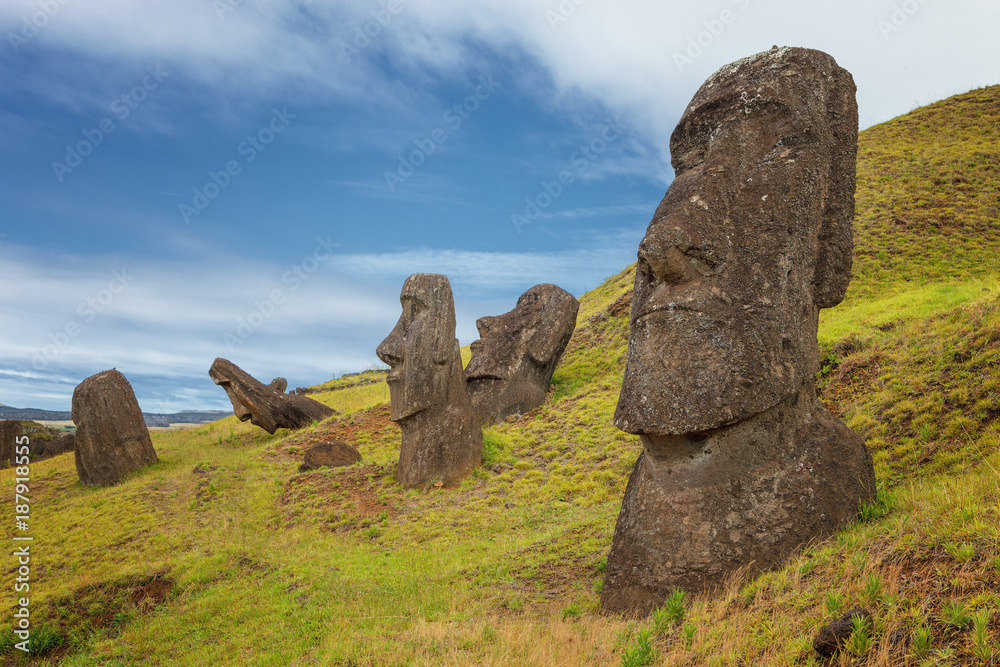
[{"x1": 811, "y1": 64, "x2": 858, "y2": 309}]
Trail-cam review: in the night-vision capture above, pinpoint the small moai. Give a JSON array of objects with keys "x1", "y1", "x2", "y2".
[
  {"x1": 72, "y1": 369, "x2": 159, "y2": 487},
  {"x1": 601, "y1": 47, "x2": 876, "y2": 616},
  {"x1": 377, "y1": 273, "x2": 482, "y2": 488},
  {"x1": 465, "y1": 284, "x2": 579, "y2": 424}
]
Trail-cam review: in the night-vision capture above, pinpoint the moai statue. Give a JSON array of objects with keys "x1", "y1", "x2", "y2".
[
  {"x1": 72, "y1": 369, "x2": 159, "y2": 487},
  {"x1": 601, "y1": 47, "x2": 876, "y2": 616},
  {"x1": 209, "y1": 358, "x2": 334, "y2": 434},
  {"x1": 377, "y1": 273, "x2": 482, "y2": 488},
  {"x1": 465, "y1": 284, "x2": 579, "y2": 424}
]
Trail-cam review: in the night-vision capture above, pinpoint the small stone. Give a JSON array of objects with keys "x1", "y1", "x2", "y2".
[
  {"x1": 298, "y1": 440, "x2": 362, "y2": 472},
  {"x1": 813, "y1": 608, "x2": 873, "y2": 658}
]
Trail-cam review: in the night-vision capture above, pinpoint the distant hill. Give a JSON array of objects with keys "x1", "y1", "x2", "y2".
[{"x1": 0, "y1": 405, "x2": 229, "y2": 427}]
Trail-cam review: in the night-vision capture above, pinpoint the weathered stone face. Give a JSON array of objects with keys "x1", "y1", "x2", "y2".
[
  {"x1": 209, "y1": 359, "x2": 335, "y2": 434},
  {"x1": 602, "y1": 47, "x2": 876, "y2": 616},
  {"x1": 465, "y1": 284, "x2": 579, "y2": 424},
  {"x1": 615, "y1": 46, "x2": 859, "y2": 436},
  {"x1": 72, "y1": 369, "x2": 159, "y2": 487},
  {"x1": 376, "y1": 274, "x2": 482, "y2": 487}
]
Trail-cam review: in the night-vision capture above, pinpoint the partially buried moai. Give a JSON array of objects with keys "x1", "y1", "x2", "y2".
[
  {"x1": 72, "y1": 369, "x2": 159, "y2": 487},
  {"x1": 601, "y1": 47, "x2": 876, "y2": 616},
  {"x1": 465, "y1": 284, "x2": 579, "y2": 425},
  {"x1": 377, "y1": 273, "x2": 482, "y2": 488}
]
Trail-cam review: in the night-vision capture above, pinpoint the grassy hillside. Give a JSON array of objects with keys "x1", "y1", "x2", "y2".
[{"x1": 3, "y1": 85, "x2": 1000, "y2": 666}]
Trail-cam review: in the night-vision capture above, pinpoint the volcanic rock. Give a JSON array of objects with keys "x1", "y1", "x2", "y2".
[
  {"x1": 0, "y1": 419, "x2": 23, "y2": 469},
  {"x1": 298, "y1": 440, "x2": 362, "y2": 472},
  {"x1": 72, "y1": 369, "x2": 159, "y2": 487}
]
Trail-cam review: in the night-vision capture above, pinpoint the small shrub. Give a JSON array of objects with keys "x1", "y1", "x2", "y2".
[
  {"x1": 825, "y1": 591, "x2": 844, "y2": 616},
  {"x1": 682, "y1": 622, "x2": 696, "y2": 648},
  {"x1": 660, "y1": 588, "x2": 687, "y2": 624},
  {"x1": 940, "y1": 600, "x2": 972, "y2": 629},
  {"x1": 561, "y1": 604, "x2": 581, "y2": 621},
  {"x1": 944, "y1": 541, "x2": 976, "y2": 563},
  {"x1": 972, "y1": 609, "x2": 993, "y2": 662},
  {"x1": 619, "y1": 629, "x2": 656, "y2": 667},
  {"x1": 863, "y1": 573, "x2": 883, "y2": 606},
  {"x1": 845, "y1": 614, "x2": 873, "y2": 657},
  {"x1": 911, "y1": 624, "x2": 932, "y2": 658},
  {"x1": 858, "y1": 486, "x2": 896, "y2": 522}
]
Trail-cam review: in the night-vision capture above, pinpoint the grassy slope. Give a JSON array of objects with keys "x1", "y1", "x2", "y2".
[{"x1": 3, "y1": 86, "x2": 1000, "y2": 666}]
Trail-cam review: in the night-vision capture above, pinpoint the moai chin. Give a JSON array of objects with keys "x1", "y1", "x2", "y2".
[
  {"x1": 465, "y1": 283, "x2": 579, "y2": 425},
  {"x1": 601, "y1": 47, "x2": 876, "y2": 616},
  {"x1": 377, "y1": 273, "x2": 482, "y2": 488}
]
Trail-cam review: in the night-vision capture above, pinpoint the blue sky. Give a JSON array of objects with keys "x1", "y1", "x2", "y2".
[{"x1": 1, "y1": 0, "x2": 998, "y2": 412}]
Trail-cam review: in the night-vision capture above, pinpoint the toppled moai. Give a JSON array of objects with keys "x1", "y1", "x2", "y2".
[
  {"x1": 209, "y1": 358, "x2": 334, "y2": 434},
  {"x1": 601, "y1": 47, "x2": 876, "y2": 616},
  {"x1": 465, "y1": 284, "x2": 579, "y2": 424},
  {"x1": 72, "y1": 369, "x2": 159, "y2": 487},
  {"x1": 376, "y1": 273, "x2": 482, "y2": 488}
]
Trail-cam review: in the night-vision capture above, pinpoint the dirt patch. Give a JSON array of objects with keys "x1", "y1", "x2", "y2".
[
  {"x1": 1, "y1": 572, "x2": 176, "y2": 664},
  {"x1": 279, "y1": 463, "x2": 401, "y2": 532},
  {"x1": 269, "y1": 405, "x2": 394, "y2": 463}
]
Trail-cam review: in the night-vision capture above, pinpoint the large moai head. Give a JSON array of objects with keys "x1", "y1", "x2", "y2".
[
  {"x1": 465, "y1": 284, "x2": 579, "y2": 423},
  {"x1": 615, "y1": 46, "x2": 858, "y2": 436},
  {"x1": 376, "y1": 273, "x2": 460, "y2": 422}
]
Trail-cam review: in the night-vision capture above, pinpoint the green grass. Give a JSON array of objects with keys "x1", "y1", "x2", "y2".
[{"x1": 3, "y1": 85, "x2": 1000, "y2": 666}]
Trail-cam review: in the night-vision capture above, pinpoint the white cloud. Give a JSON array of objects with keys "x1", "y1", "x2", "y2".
[{"x1": 4, "y1": 0, "x2": 998, "y2": 174}]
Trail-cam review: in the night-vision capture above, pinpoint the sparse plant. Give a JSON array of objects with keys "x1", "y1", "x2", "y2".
[
  {"x1": 940, "y1": 600, "x2": 973, "y2": 629},
  {"x1": 911, "y1": 624, "x2": 932, "y2": 658},
  {"x1": 561, "y1": 604, "x2": 581, "y2": 621},
  {"x1": 825, "y1": 591, "x2": 844, "y2": 616},
  {"x1": 845, "y1": 614, "x2": 873, "y2": 657},
  {"x1": 660, "y1": 588, "x2": 687, "y2": 624},
  {"x1": 972, "y1": 609, "x2": 993, "y2": 662},
  {"x1": 619, "y1": 629, "x2": 656, "y2": 667},
  {"x1": 863, "y1": 573, "x2": 883, "y2": 606},
  {"x1": 944, "y1": 541, "x2": 976, "y2": 563},
  {"x1": 851, "y1": 550, "x2": 867, "y2": 571},
  {"x1": 682, "y1": 622, "x2": 696, "y2": 648}
]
